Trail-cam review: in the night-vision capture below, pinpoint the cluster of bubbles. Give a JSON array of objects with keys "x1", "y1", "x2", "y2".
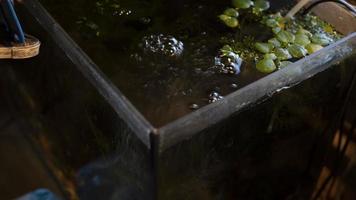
[
  {"x1": 214, "y1": 51, "x2": 243, "y2": 75},
  {"x1": 141, "y1": 34, "x2": 184, "y2": 57},
  {"x1": 138, "y1": 33, "x2": 240, "y2": 110},
  {"x1": 95, "y1": 1, "x2": 132, "y2": 16},
  {"x1": 189, "y1": 91, "x2": 225, "y2": 110},
  {"x1": 138, "y1": 33, "x2": 242, "y2": 110},
  {"x1": 113, "y1": 9, "x2": 132, "y2": 16},
  {"x1": 208, "y1": 91, "x2": 224, "y2": 103}
]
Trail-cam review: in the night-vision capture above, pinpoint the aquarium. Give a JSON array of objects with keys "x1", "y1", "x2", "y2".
[
  {"x1": 1, "y1": 0, "x2": 356, "y2": 199},
  {"x1": 36, "y1": 0, "x2": 351, "y2": 127}
]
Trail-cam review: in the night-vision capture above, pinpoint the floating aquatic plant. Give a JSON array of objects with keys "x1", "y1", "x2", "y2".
[
  {"x1": 218, "y1": 0, "x2": 340, "y2": 74},
  {"x1": 219, "y1": 0, "x2": 270, "y2": 28}
]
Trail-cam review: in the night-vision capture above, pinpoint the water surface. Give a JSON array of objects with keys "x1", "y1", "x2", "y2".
[{"x1": 39, "y1": 0, "x2": 291, "y2": 126}]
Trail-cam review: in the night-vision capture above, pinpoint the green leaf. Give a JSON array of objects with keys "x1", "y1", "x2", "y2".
[
  {"x1": 305, "y1": 43, "x2": 323, "y2": 54},
  {"x1": 264, "y1": 53, "x2": 277, "y2": 60},
  {"x1": 254, "y1": 0, "x2": 270, "y2": 11},
  {"x1": 220, "y1": 45, "x2": 234, "y2": 56},
  {"x1": 232, "y1": 0, "x2": 254, "y2": 9},
  {"x1": 269, "y1": 12, "x2": 284, "y2": 23},
  {"x1": 219, "y1": 14, "x2": 230, "y2": 22},
  {"x1": 296, "y1": 28, "x2": 313, "y2": 38},
  {"x1": 255, "y1": 42, "x2": 274, "y2": 53},
  {"x1": 288, "y1": 44, "x2": 308, "y2": 58},
  {"x1": 272, "y1": 27, "x2": 282, "y2": 34},
  {"x1": 221, "y1": 45, "x2": 234, "y2": 52},
  {"x1": 311, "y1": 33, "x2": 333, "y2": 46},
  {"x1": 294, "y1": 34, "x2": 311, "y2": 46},
  {"x1": 265, "y1": 19, "x2": 279, "y2": 28},
  {"x1": 268, "y1": 38, "x2": 281, "y2": 48},
  {"x1": 256, "y1": 58, "x2": 276, "y2": 73},
  {"x1": 276, "y1": 30, "x2": 295, "y2": 44},
  {"x1": 223, "y1": 8, "x2": 239, "y2": 18},
  {"x1": 219, "y1": 15, "x2": 239, "y2": 28},
  {"x1": 274, "y1": 48, "x2": 292, "y2": 60}
]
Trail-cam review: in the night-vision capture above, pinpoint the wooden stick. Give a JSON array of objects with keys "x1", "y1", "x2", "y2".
[{"x1": 286, "y1": 0, "x2": 313, "y2": 19}]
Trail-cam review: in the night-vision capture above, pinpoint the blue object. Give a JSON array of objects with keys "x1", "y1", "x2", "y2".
[
  {"x1": 15, "y1": 189, "x2": 61, "y2": 200},
  {"x1": 0, "y1": 0, "x2": 25, "y2": 43}
]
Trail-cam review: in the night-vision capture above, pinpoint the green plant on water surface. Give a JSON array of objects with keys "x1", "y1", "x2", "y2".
[{"x1": 218, "y1": 0, "x2": 340, "y2": 74}]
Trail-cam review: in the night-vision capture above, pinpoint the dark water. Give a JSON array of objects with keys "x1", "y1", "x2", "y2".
[{"x1": 37, "y1": 0, "x2": 291, "y2": 126}]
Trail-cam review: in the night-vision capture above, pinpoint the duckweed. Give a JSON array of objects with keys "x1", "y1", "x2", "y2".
[
  {"x1": 254, "y1": 0, "x2": 270, "y2": 12},
  {"x1": 232, "y1": 0, "x2": 254, "y2": 9},
  {"x1": 276, "y1": 30, "x2": 295, "y2": 44},
  {"x1": 264, "y1": 53, "x2": 277, "y2": 60},
  {"x1": 288, "y1": 44, "x2": 308, "y2": 58},
  {"x1": 256, "y1": 58, "x2": 276, "y2": 73},
  {"x1": 224, "y1": 8, "x2": 239, "y2": 18},
  {"x1": 274, "y1": 48, "x2": 292, "y2": 60},
  {"x1": 265, "y1": 19, "x2": 279, "y2": 28},
  {"x1": 218, "y1": 0, "x2": 339, "y2": 74},
  {"x1": 220, "y1": 45, "x2": 234, "y2": 56},
  {"x1": 305, "y1": 43, "x2": 323, "y2": 54},
  {"x1": 296, "y1": 28, "x2": 313, "y2": 38},
  {"x1": 311, "y1": 33, "x2": 333, "y2": 46},
  {"x1": 272, "y1": 27, "x2": 282, "y2": 34},
  {"x1": 219, "y1": 15, "x2": 239, "y2": 28},
  {"x1": 268, "y1": 38, "x2": 281, "y2": 48},
  {"x1": 294, "y1": 34, "x2": 311, "y2": 46},
  {"x1": 255, "y1": 42, "x2": 274, "y2": 54}
]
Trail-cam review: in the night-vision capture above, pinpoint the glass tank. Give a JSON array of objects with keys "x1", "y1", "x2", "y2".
[{"x1": 1, "y1": 0, "x2": 355, "y2": 199}]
